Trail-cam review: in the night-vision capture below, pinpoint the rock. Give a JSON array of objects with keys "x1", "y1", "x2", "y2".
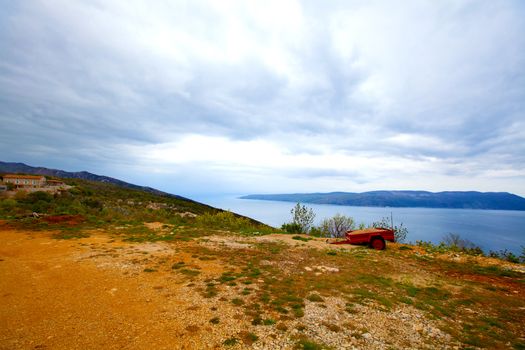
[{"x1": 413, "y1": 323, "x2": 424, "y2": 332}]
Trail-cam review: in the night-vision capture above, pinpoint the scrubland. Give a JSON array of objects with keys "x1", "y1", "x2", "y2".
[{"x1": 0, "y1": 179, "x2": 524, "y2": 349}]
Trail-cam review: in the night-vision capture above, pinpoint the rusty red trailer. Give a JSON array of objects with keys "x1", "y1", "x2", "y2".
[{"x1": 330, "y1": 227, "x2": 395, "y2": 250}]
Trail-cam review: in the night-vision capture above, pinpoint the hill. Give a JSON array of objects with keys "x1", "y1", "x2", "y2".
[
  {"x1": 0, "y1": 161, "x2": 187, "y2": 200},
  {"x1": 0, "y1": 161, "x2": 268, "y2": 229},
  {"x1": 241, "y1": 190, "x2": 525, "y2": 211}
]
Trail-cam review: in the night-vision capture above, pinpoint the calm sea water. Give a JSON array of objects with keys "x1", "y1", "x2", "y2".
[{"x1": 195, "y1": 195, "x2": 525, "y2": 255}]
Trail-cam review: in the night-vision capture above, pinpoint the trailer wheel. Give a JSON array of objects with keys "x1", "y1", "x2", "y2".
[{"x1": 370, "y1": 237, "x2": 386, "y2": 250}]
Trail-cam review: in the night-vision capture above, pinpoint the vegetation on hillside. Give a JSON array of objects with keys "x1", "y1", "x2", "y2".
[
  {"x1": 281, "y1": 203, "x2": 524, "y2": 263},
  {"x1": 0, "y1": 177, "x2": 271, "y2": 235},
  {"x1": 281, "y1": 203, "x2": 406, "y2": 241},
  {"x1": 318, "y1": 214, "x2": 356, "y2": 238}
]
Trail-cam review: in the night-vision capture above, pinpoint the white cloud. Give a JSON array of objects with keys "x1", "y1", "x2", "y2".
[{"x1": 0, "y1": 0, "x2": 524, "y2": 196}]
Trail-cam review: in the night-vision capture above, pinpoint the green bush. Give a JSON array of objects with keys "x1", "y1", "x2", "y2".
[
  {"x1": 309, "y1": 226, "x2": 323, "y2": 237},
  {"x1": 196, "y1": 211, "x2": 253, "y2": 231},
  {"x1": 82, "y1": 198, "x2": 103, "y2": 210},
  {"x1": 26, "y1": 191, "x2": 53, "y2": 203},
  {"x1": 0, "y1": 198, "x2": 17, "y2": 211},
  {"x1": 282, "y1": 203, "x2": 315, "y2": 234},
  {"x1": 281, "y1": 222, "x2": 302, "y2": 234},
  {"x1": 416, "y1": 238, "x2": 484, "y2": 256},
  {"x1": 291, "y1": 203, "x2": 315, "y2": 233}
]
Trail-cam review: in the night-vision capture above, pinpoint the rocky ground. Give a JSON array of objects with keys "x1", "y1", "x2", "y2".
[{"x1": 0, "y1": 223, "x2": 524, "y2": 349}]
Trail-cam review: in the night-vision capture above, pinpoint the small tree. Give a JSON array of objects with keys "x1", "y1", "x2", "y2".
[
  {"x1": 290, "y1": 203, "x2": 315, "y2": 234},
  {"x1": 319, "y1": 214, "x2": 355, "y2": 238},
  {"x1": 371, "y1": 216, "x2": 408, "y2": 243}
]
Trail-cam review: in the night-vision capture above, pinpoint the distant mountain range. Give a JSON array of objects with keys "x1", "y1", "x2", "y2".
[
  {"x1": 0, "y1": 161, "x2": 191, "y2": 201},
  {"x1": 241, "y1": 191, "x2": 525, "y2": 211}
]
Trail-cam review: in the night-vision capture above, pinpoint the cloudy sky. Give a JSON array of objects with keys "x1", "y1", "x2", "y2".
[{"x1": 1, "y1": 0, "x2": 524, "y2": 197}]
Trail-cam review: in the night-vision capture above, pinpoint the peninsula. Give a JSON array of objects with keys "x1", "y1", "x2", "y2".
[{"x1": 241, "y1": 190, "x2": 525, "y2": 211}]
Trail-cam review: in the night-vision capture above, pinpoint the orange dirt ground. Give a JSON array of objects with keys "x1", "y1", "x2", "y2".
[
  {"x1": 0, "y1": 229, "x2": 230, "y2": 350},
  {"x1": 2, "y1": 227, "x2": 524, "y2": 349}
]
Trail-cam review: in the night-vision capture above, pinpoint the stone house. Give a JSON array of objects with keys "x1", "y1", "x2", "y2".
[{"x1": 2, "y1": 174, "x2": 47, "y2": 188}]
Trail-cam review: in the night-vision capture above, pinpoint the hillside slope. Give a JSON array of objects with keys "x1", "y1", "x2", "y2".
[
  {"x1": 0, "y1": 167, "x2": 267, "y2": 228},
  {"x1": 0, "y1": 161, "x2": 188, "y2": 200},
  {"x1": 242, "y1": 190, "x2": 525, "y2": 211}
]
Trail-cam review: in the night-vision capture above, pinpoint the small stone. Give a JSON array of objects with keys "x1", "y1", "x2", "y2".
[{"x1": 413, "y1": 323, "x2": 423, "y2": 332}]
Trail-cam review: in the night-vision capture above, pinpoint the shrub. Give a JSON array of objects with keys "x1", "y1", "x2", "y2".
[
  {"x1": 416, "y1": 238, "x2": 484, "y2": 256},
  {"x1": 307, "y1": 294, "x2": 324, "y2": 302},
  {"x1": 14, "y1": 190, "x2": 28, "y2": 201},
  {"x1": 282, "y1": 203, "x2": 315, "y2": 234},
  {"x1": 231, "y1": 298, "x2": 244, "y2": 306},
  {"x1": 196, "y1": 211, "x2": 253, "y2": 231},
  {"x1": 318, "y1": 214, "x2": 355, "y2": 238},
  {"x1": 223, "y1": 337, "x2": 238, "y2": 346},
  {"x1": 0, "y1": 198, "x2": 17, "y2": 212},
  {"x1": 26, "y1": 191, "x2": 53, "y2": 203},
  {"x1": 309, "y1": 226, "x2": 323, "y2": 237},
  {"x1": 439, "y1": 233, "x2": 484, "y2": 255},
  {"x1": 295, "y1": 337, "x2": 327, "y2": 350},
  {"x1": 489, "y1": 249, "x2": 520, "y2": 263},
  {"x1": 82, "y1": 198, "x2": 103, "y2": 209},
  {"x1": 442, "y1": 233, "x2": 477, "y2": 250},
  {"x1": 282, "y1": 222, "x2": 302, "y2": 234},
  {"x1": 239, "y1": 331, "x2": 258, "y2": 345}
]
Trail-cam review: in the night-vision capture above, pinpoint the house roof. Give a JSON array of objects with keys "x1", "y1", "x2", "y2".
[{"x1": 2, "y1": 174, "x2": 46, "y2": 180}]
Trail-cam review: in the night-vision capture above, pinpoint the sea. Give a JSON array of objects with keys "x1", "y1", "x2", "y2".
[{"x1": 194, "y1": 195, "x2": 525, "y2": 255}]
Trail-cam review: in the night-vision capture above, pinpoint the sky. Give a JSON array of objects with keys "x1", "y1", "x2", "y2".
[{"x1": 1, "y1": 0, "x2": 524, "y2": 198}]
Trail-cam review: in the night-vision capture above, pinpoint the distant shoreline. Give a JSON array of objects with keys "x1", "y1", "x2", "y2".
[{"x1": 241, "y1": 190, "x2": 525, "y2": 211}]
